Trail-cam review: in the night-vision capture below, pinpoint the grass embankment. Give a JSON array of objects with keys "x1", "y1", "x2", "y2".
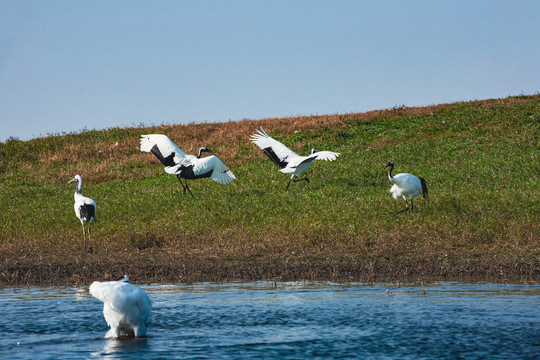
[{"x1": 1, "y1": 95, "x2": 539, "y2": 285}]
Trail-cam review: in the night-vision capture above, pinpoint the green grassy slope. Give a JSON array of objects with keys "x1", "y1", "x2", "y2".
[{"x1": 1, "y1": 95, "x2": 538, "y2": 284}]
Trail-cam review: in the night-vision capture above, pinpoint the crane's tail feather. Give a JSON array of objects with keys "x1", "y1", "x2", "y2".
[{"x1": 419, "y1": 177, "x2": 428, "y2": 199}]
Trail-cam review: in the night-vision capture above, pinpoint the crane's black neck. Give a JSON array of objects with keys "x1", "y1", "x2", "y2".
[
  {"x1": 387, "y1": 165, "x2": 394, "y2": 181},
  {"x1": 198, "y1": 148, "x2": 209, "y2": 158}
]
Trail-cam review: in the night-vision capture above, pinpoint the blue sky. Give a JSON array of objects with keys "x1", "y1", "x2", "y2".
[{"x1": 1, "y1": 0, "x2": 538, "y2": 141}]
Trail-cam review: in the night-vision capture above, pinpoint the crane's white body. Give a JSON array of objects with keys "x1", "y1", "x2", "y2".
[
  {"x1": 389, "y1": 173, "x2": 425, "y2": 201},
  {"x1": 73, "y1": 192, "x2": 97, "y2": 222},
  {"x1": 250, "y1": 127, "x2": 339, "y2": 188},
  {"x1": 385, "y1": 161, "x2": 428, "y2": 214},
  {"x1": 140, "y1": 134, "x2": 236, "y2": 187},
  {"x1": 69, "y1": 175, "x2": 96, "y2": 253},
  {"x1": 89, "y1": 276, "x2": 152, "y2": 338}
]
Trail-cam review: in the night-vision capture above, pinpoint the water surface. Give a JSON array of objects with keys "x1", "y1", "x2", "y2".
[{"x1": 1, "y1": 282, "x2": 538, "y2": 359}]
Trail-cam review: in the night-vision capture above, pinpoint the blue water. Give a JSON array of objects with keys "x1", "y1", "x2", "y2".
[{"x1": 0, "y1": 282, "x2": 538, "y2": 359}]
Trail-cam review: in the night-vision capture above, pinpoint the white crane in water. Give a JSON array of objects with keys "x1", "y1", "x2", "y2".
[
  {"x1": 89, "y1": 275, "x2": 152, "y2": 338},
  {"x1": 384, "y1": 161, "x2": 428, "y2": 215},
  {"x1": 140, "y1": 134, "x2": 236, "y2": 197},
  {"x1": 68, "y1": 174, "x2": 96, "y2": 253},
  {"x1": 250, "y1": 127, "x2": 340, "y2": 190}
]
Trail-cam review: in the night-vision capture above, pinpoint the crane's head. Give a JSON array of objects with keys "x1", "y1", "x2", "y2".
[
  {"x1": 116, "y1": 275, "x2": 129, "y2": 283},
  {"x1": 198, "y1": 147, "x2": 212, "y2": 158},
  {"x1": 384, "y1": 161, "x2": 394, "y2": 169},
  {"x1": 68, "y1": 174, "x2": 82, "y2": 184},
  {"x1": 310, "y1": 149, "x2": 316, "y2": 154}
]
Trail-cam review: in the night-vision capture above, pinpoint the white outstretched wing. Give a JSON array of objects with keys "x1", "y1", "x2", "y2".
[
  {"x1": 140, "y1": 134, "x2": 189, "y2": 168},
  {"x1": 193, "y1": 155, "x2": 236, "y2": 185},
  {"x1": 141, "y1": 134, "x2": 234, "y2": 185},
  {"x1": 280, "y1": 151, "x2": 340, "y2": 172},
  {"x1": 312, "y1": 151, "x2": 340, "y2": 162},
  {"x1": 164, "y1": 154, "x2": 198, "y2": 175},
  {"x1": 250, "y1": 127, "x2": 298, "y2": 169},
  {"x1": 163, "y1": 154, "x2": 236, "y2": 185}
]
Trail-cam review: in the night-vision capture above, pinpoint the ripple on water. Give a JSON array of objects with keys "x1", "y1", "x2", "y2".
[{"x1": 1, "y1": 282, "x2": 539, "y2": 359}]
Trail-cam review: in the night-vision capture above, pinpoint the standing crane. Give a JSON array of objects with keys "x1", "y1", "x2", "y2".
[
  {"x1": 140, "y1": 134, "x2": 236, "y2": 197},
  {"x1": 89, "y1": 275, "x2": 152, "y2": 338},
  {"x1": 68, "y1": 174, "x2": 96, "y2": 253},
  {"x1": 384, "y1": 161, "x2": 428, "y2": 214},
  {"x1": 250, "y1": 127, "x2": 340, "y2": 190}
]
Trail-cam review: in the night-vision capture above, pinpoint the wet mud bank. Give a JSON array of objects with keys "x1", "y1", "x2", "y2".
[{"x1": 1, "y1": 255, "x2": 537, "y2": 286}]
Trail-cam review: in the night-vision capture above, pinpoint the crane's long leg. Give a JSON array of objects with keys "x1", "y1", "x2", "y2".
[
  {"x1": 176, "y1": 175, "x2": 194, "y2": 198},
  {"x1": 81, "y1": 224, "x2": 87, "y2": 253},
  {"x1": 184, "y1": 180, "x2": 194, "y2": 198},
  {"x1": 395, "y1": 200, "x2": 410, "y2": 215},
  {"x1": 286, "y1": 176, "x2": 295, "y2": 191},
  {"x1": 410, "y1": 199, "x2": 414, "y2": 215},
  {"x1": 88, "y1": 222, "x2": 93, "y2": 253},
  {"x1": 176, "y1": 175, "x2": 187, "y2": 195},
  {"x1": 286, "y1": 176, "x2": 311, "y2": 191}
]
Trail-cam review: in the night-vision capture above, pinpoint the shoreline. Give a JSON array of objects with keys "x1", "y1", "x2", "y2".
[{"x1": 1, "y1": 255, "x2": 537, "y2": 286}]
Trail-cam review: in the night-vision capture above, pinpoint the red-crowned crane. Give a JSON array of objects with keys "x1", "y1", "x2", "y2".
[
  {"x1": 384, "y1": 161, "x2": 428, "y2": 215},
  {"x1": 140, "y1": 134, "x2": 236, "y2": 197},
  {"x1": 68, "y1": 174, "x2": 96, "y2": 253},
  {"x1": 250, "y1": 127, "x2": 340, "y2": 190},
  {"x1": 89, "y1": 275, "x2": 152, "y2": 338}
]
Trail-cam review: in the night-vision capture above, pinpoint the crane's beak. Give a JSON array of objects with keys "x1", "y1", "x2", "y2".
[
  {"x1": 68, "y1": 178, "x2": 75, "y2": 184},
  {"x1": 384, "y1": 164, "x2": 390, "y2": 169}
]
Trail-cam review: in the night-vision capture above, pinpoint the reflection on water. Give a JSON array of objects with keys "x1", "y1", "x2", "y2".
[
  {"x1": 1, "y1": 282, "x2": 539, "y2": 359},
  {"x1": 97, "y1": 337, "x2": 150, "y2": 359}
]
